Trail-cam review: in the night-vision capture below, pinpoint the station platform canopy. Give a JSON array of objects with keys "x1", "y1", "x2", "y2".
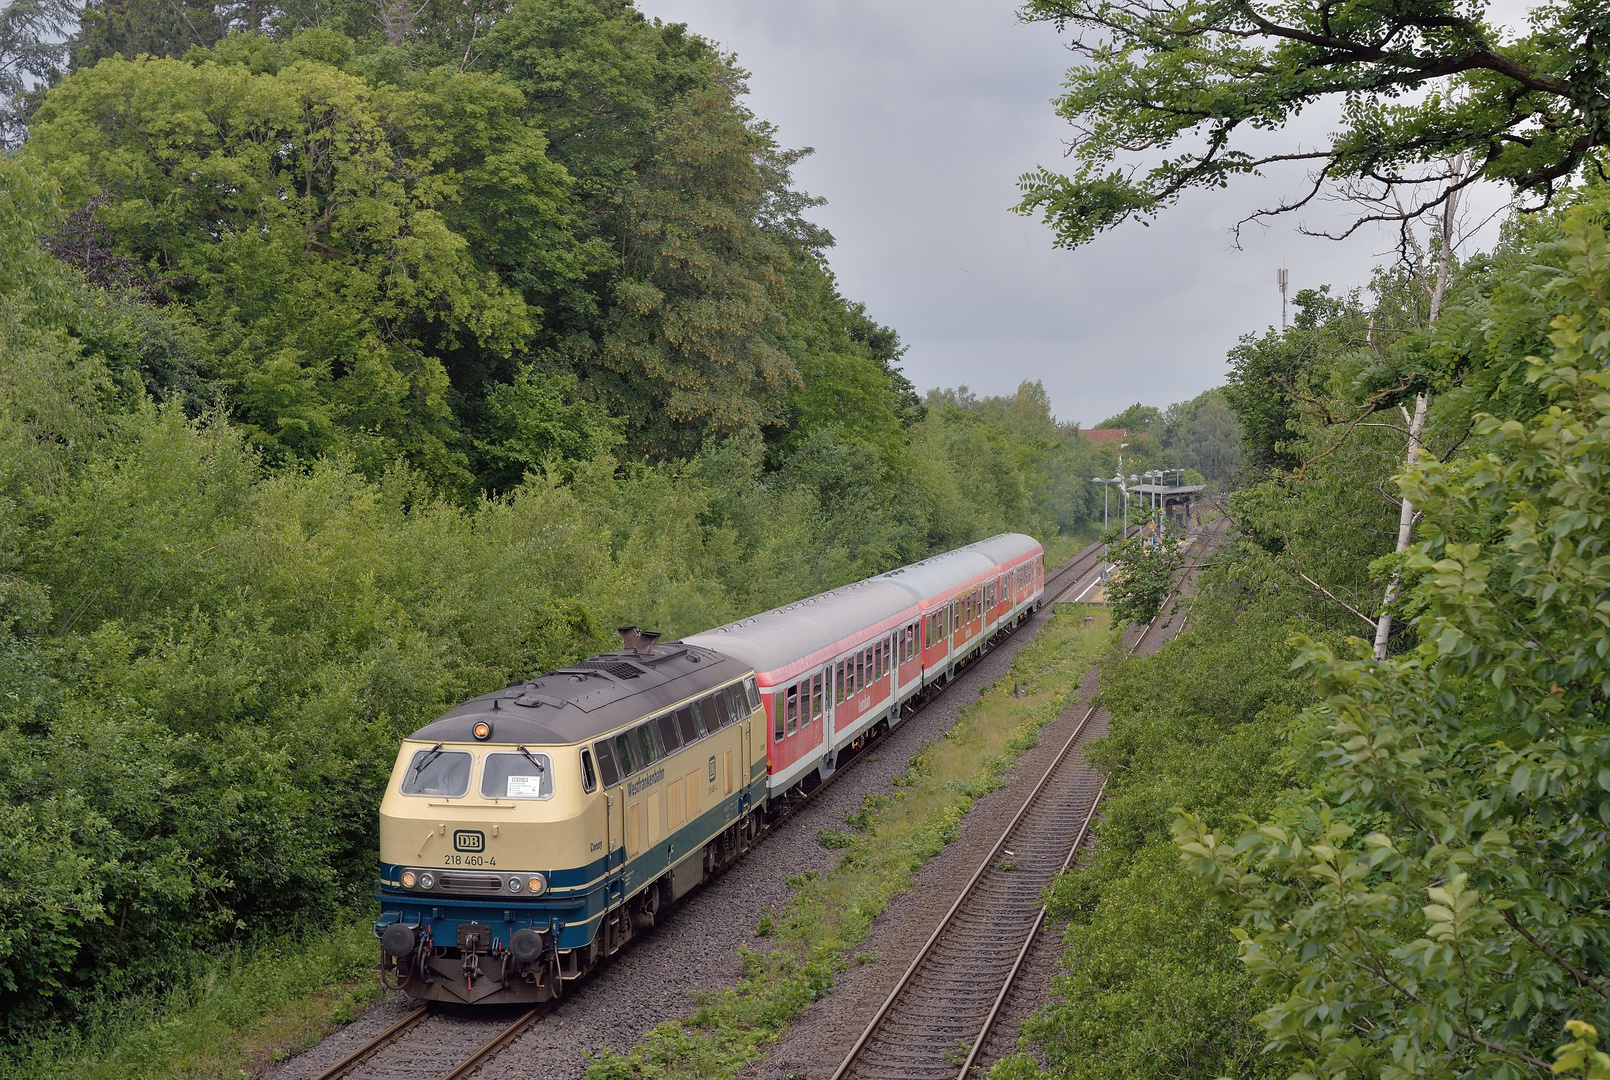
[{"x1": 1129, "y1": 483, "x2": 1206, "y2": 496}]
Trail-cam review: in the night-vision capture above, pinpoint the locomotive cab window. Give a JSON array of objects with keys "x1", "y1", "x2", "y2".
[
  {"x1": 481, "y1": 751, "x2": 554, "y2": 799},
  {"x1": 399, "y1": 748, "x2": 471, "y2": 797},
  {"x1": 595, "y1": 740, "x2": 621, "y2": 786},
  {"x1": 581, "y1": 748, "x2": 598, "y2": 793}
]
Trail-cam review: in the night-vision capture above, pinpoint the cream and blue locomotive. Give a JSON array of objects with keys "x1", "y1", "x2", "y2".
[{"x1": 375, "y1": 629, "x2": 767, "y2": 1004}]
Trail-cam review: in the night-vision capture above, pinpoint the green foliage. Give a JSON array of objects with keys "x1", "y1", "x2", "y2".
[
  {"x1": 1555, "y1": 1020, "x2": 1610, "y2": 1080},
  {"x1": 1175, "y1": 208, "x2": 1610, "y2": 1078},
  {"x1": 25, "y1": 45, "x2": 585, "y2": 487},
  {"x1": 475, "y1": 365, "x2": 624, "y2": 488},
  {"x1": 0, "y1": 915, "x2": 387, "y2": 1080},
  {"x1": 1102, "y1": 530, "x2": 1183, "y2": 627},
  {"x1": 1016, "y1": 0, "x2": 1610, "y2": 248}
]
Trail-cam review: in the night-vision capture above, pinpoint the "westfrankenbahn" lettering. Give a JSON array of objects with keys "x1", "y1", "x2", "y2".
[{"x1": 627, "y1": 767, "x2": 665, "y2": 797}]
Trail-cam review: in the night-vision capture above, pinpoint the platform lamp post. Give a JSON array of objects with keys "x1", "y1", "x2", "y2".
[{"x1": 1090, "y1": 476, "x2": 1120, "y2": 531}]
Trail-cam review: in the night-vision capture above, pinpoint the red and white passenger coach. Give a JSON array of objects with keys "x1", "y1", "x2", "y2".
[{"x1": 685, "y1": 533, "x2": 1044, "y2": 795}]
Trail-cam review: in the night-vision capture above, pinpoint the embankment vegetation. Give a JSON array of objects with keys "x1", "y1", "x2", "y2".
[{"x1": 1002, "y1": 188, "x2": 1610, "y2": 1080}]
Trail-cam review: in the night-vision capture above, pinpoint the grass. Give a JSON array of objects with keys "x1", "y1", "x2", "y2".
[
  {"x1": 1043, "y1": 528, "x2": 1099, "y2": 569},
  {"x1": 0, "y1": 914, "x2": 389, "y2": 1080},
  {"x1": 586, "y1": 605, "x2": 1112, "y2": 1080}
]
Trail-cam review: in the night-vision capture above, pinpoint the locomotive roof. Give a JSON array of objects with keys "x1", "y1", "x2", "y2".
[
  {"x1": 684, "y1": 533, "x2": 1043, "y2": 683},
  {"x1": 407, "y1": 645, "x2": 749, "y2": 746}
]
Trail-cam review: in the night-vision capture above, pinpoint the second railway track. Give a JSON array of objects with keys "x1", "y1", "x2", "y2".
[{"x1": 830, "y1": 523, "x2": 1221, "y2": 1080}]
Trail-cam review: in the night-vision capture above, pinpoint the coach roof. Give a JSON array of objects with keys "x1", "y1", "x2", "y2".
[
  {"x1": 683, "y1": 579, "x2": 917, "y2": 682},
  {"x1": 683, "y1": 533, "x2": 1044, "y2": 682},
  {"x1": 872, "y1": 532, "x2": 1041, "y2": 606}
]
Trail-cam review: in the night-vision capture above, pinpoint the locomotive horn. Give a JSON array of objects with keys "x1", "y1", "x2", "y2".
[
  {"x1": 634, "y1": 631, "x2": 660, "y2": 657},
  {"x1": 616, "y1": 626, "x2": 639, "y2": 650}
]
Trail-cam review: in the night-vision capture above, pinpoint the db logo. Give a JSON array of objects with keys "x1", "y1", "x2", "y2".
[{"x1": 453, "y1": 830, "x2": 485, "y2": 852}]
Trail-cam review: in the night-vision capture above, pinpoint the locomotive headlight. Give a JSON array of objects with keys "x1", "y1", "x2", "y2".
[
  {"x1": 417, "y1": 872, "x2": 436, "y2": 890},
  {"x1": 401, "y1": 870, "x2": 417, "y2": 889},
  {"x1": 507, "y1": 876, "x2": 523, "y2": 893},
  {"x1": 527, "y1": 873, "x2": 548, "y2": 895}
]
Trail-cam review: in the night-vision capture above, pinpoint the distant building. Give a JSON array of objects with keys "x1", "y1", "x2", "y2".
[{"x1": 1081, "y1": 428, "x2": 1126, "y2": 445}]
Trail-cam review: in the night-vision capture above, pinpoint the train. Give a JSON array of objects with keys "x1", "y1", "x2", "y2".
[{"x1": 374, "y1": 533, "x2": 1045, "y2": 1004}]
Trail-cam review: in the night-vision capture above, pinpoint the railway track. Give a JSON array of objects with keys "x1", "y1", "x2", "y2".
[
  {"x1": 294, "y1": 535, "x2": 1132, "y2": 1080},
  {"x1": 829, "y1": 524, "x2": 1221, "y2": 1080},
  {"x1": 307, "y1": 1002, "x2": 539, "y2": 1080}
]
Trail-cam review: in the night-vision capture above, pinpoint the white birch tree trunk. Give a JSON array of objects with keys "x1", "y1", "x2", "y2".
[{"x1": 1372, "y1": 163, "x2": 1463, "y2": 659}]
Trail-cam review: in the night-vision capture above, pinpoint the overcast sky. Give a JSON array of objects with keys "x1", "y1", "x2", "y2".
[{"x1": 632, "y1": 0, "x2": 1511, "y2": 427}]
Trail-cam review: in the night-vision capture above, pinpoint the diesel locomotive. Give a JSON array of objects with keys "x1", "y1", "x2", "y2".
[{"x1": 375, "y1": 533, "x2": 1044, "y2": 1004}]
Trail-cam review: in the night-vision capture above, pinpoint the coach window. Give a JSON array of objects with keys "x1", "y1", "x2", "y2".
[
  {"x1": 581, "y1": 748, "x2": 598, "y2": 793},
  {"x1": 773, "y1": 693, "x2": 785, "y2": 741},
  {"x1": 812, "y1": 673, "x2": 823, "y2": 720},
  {"x1": 835, "y1": 662, "x2": 844, "y2": 703},
  {"x1": 786, "y1": 684, "x2": 799, "y2": 735},
  {"x1": 399, "y1": 748, "x2": 471, "y2": 797},
  {"x1": 482, "y1": 751, "x2": 554, "y2": 800}
]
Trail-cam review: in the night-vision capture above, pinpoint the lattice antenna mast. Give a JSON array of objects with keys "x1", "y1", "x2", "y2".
[{"x1": 1277, "y1": 267, "x2": 1289, "y2": 329}]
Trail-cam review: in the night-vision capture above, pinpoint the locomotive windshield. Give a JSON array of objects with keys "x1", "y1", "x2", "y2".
[
  {"x1": 481, "y1": 752, "x2": 554, "y2": 799},
  {"x1": 400, "y1": 748, "x2": 471, "y2": 797}
]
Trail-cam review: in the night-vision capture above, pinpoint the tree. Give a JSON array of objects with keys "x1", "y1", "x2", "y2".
[
  {"x1": 1103, "y1": 530, "x2": 1183, "y2": 626},
  {"x1": 1177, "y1": 205, "x2": 1610, "y2": 1080},
  {"x1": 1017, "y1": 0, "x2": 1610, "y2": 248},
  {"x1": 24, "y1": 42, "x2": 583, "y2": 487},
  {"x1": 481, "y1": 0, "x2": 812, "y2": 458},
  {"x1": 0, "y1": 0, "x2": 76, "y2": 146}
]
